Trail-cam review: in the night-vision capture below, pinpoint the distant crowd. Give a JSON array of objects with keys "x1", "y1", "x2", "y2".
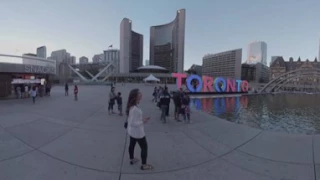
[
  {"x1": 153, "y1": 86, "x2": 191, "y2": 123},
  {"x1": 14, "y1": 83, "x2": 52, "y2": 104}
]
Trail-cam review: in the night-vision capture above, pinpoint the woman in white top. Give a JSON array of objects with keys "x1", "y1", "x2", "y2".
[{"x1": 126, "y1": 89, "x2": 153, "y2": 170}]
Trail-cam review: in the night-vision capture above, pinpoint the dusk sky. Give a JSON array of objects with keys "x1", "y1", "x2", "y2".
[{"x1": 1, "y1": 0, "x2": 319, "y2": 69}]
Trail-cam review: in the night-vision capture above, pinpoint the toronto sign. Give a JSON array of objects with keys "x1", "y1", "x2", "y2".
[{"x1": 172, "y1": 73, "x2": 249, "y2": 93}]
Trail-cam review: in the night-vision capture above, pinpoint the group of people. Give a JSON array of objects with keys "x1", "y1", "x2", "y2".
[
  {"x1": 64, "y1": 83, "x2": 78, "y2": 101},
  {"x1": 14, "y1": 84, "x2": 51, "y2": 104},
  {"x1": 156, "y1": 86, "x2": 191, "y2": 123},
  {"x1": 108, "y1": 86, "x2": 123, "y2": 115},
  {"x1": 173, "y1": 88, "x2": 191, "y2": 123},
  {"x1": 15, "y1": 84, "x2": 51, "y2": 99}
]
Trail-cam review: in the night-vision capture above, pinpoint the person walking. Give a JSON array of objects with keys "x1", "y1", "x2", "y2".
[
  {"x1": 181, "y1": 91, "x2": 191, "y2": 123},
  {"x1": 126, "y1": 89, "x2": 153, "y2": 170},
  {"x1": 152, "y1": 87, "x2": 157, "y2": 102},
  {"x1": 159, "y1": 87, "x2": 171, "y2": 123},
  {"x1": 30, "y1": 86, "x2": 37, "y2": 104},
  {"x1": 65, "y1": 83, "x2": 69, "y2": 96},
  {"x1": 108, "y1": 87, "x2": 116, "y2": 114},
  {"x1": 74, "y1": 85, "x2": 78, "y2": 101},
  {"x1": 173, "y1": 88, "x2": 183, "y2": 121}
]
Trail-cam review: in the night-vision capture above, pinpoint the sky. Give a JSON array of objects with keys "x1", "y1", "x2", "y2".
[{"x1": 0, "y1": 0, "x2": 320, "y2": 69}]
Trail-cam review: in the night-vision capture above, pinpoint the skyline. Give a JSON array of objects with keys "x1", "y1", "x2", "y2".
[{"x1": 0, "y1": 0, "x2": 320, "y2": 69}]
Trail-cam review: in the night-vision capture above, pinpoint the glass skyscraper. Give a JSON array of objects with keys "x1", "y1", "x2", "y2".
[
  {"x1": 149, "y1": 9, "x2": 186, "y2": 73},
  {"x1": 247, "y1": 41, "x2": 267, "y2": 65},
  {"x1": 120, "y1": 18, "x2": 143, "y2": 73}
]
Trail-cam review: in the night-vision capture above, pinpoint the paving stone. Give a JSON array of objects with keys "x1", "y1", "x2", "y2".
[
  {"x1": 0, "y1": 151, "x2": 118, "y2": 180},
  {"x1": 0, "y1": 127, "x2": 33, "y2": 161},
  {"x1": 239, "y1": 131, "x2": 313, "y2": 164},
  {"x1": 121, "y1": 158, "x2": 273, "y2": 180},
  {"x1": 6, "y1": 120, "x2": 72, "y2": 148},
  {"x1": 40, "y1": 128, "x2": 126, "y2": 172},
  {"x1": 223, "y1": 150, "x2": 314, "y2": 180}
]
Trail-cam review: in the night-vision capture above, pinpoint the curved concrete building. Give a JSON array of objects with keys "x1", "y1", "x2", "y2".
[
  {"x1": 150, "y1": 9, "x2": 186, "y2": 73},
  {"x1": 120, "y1": 18, "x2": 143, "y2": 73}
]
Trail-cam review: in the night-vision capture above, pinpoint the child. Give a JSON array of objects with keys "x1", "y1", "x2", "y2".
[
  {"x1": 30, "y1": 86, "x2": 37, "y2": 104},
  {"x1": 116, "y1": 92, "x2": 123, "y2": 116}
]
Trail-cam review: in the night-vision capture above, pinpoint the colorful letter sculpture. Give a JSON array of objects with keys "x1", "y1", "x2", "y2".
[{"x1": 172, "y1": 73, "x2": 249, "y2": 93}]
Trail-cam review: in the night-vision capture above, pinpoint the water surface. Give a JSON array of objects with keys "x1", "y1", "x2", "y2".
[{"x1": 190, "y1": 94, "x2": 320, "y2": 134}]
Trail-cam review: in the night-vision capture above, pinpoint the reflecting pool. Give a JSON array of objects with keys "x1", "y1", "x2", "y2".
[{"x1": 190, "y1": 94, "x2": 320, "y2": 134}]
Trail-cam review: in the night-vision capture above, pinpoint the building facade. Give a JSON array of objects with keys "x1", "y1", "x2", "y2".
[
  {"x1": 51, "y1": 49, "x2": 68, "y2": 64},
  {"x1": 145, "y1": 60, "x2": 150, "y2": 66},
  {"x1": 70, "y1": 56, "x2": 76, "y2": 64},
  {"x1": 149, "y1": 9, "x2": 186, "y2": 73},
  {"x1": 202, "y1": 49, "x2": 242, "y2": 79},
  {"x1": 92, "y1": 54, "x2": 104, "y2": 63},
  {"x1": 247, "y1": 41, "x2": 267, "y2": 65},
  {"x1": 0, "y1": 61, "x2": 56, "y2": 97},
  {"x1": 187, "y1": 64, "x2": 202, "y2": 76},
  {"x1": 50, "y1": 49, "x2": 74, "y2": 81},
  {"x1": 37, "y1": 46, "x2": 47, "y2": 59},
  {"x1": 103, "y1": 49, "x2": 120, "y2": 73},
  {"x1": 270, "y1": 57, "x2": 320, "y2": 80},
  {"x1": 22, "y1": 53, "x2": 37, "y2": 65},
  {"x1": 241, "y1": 63, "x2": 269, "y2": 83},
  {"x1": 79, "y1": 56, "x2": 89, "y2": 64},
  {"x1": 22, "y1": 53, "x2": 55, "y2": 68},
  {"x1": 270, "y1": 56, "x2": 281, "y2": 66},
  {"x1": 120, "y1": 18, "x2": 143, "y2": 73}
]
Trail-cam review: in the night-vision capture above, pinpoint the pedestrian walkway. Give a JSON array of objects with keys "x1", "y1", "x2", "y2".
[{"x1": 0, "y1": 84, "x2": 319, "y2": 180}]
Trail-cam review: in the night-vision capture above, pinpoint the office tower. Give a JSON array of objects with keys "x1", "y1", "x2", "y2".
[
  {"x1": 247, "y1": 41, "x2": 267, "y2": 65},
  {"x1": 202, "y1": 49, "x2": 242, "y2": 79},
  {"x1": 79, "y1": 56, "x2": 89, "y2": 64},
  {"x1": 51, "y1": 49, "x2": 69, "y2": 63},
  {"x1": 51, "y1": 49, "x2": 74, "y2": 79},
  {"x1": 51, "y1": 49, "x2": 67, "y2": 76},
  {"x1": 120, "y1": 18, "x2": 143, "y2": 73},
  {"x1": 145, "y1": 60, "x2": 150, "y2": 66},
  {"x1": 70, "y1": 56, "x2": 76, "y2": 64},
  {"x1": 319, "y1": 39, "x2": 320, "y2": 63},
  {"x1": 92, "y1": 54, "x2": 104, "y2": 63},
  {"x1": 150, "y1": 9, "x2": 186, "y2": 73},
  {"x1": 37, "y1": 46, "x2": 47, "y2": 58},
  {"x1": 103, "y1": 49, "x2": 120, "y2": 73}
]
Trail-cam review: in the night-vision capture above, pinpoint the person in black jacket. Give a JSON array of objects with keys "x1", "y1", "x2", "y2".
[
  {"x1": 173, "y1": 88, "x2": 183, "y2": 122},
  {"x1": 159, "y1": 87, "x2": 171, "y2": 123},
  {"x1": 181, "y1": 91, "x2": 191, "y2": 123}
]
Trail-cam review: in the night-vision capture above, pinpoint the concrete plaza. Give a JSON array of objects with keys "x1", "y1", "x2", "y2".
[{"x1": 0, "y1": 84, "x2": 319, "y2": 180}]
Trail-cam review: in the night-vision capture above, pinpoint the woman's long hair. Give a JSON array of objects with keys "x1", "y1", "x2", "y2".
[{"x1": 126, "y1": 89, "x2": 140, "y2": 116}]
